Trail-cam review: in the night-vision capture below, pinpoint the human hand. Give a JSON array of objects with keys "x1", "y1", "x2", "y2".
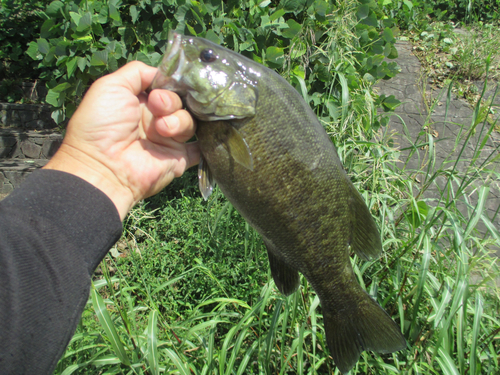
[{"x1": 44, "y1": 61, "x2": 200, "y2": 220}]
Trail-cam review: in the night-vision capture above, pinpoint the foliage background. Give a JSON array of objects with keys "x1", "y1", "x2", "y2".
[{"x1": 1, "y1": 0, "x2": 499, "y2": 374}]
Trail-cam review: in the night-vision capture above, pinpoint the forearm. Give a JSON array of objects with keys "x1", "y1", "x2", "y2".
[{"x1": 0, "y1": 170, "x2": 123, "y2": 374}]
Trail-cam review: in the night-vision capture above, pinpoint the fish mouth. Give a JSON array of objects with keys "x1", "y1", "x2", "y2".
[{"x1": 150, "y1": 31, "x2": 187, "y2": 95}]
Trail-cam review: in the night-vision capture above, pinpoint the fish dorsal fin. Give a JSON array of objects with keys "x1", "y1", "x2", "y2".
[
  {"x1": 198, "y1": 155, "x2": 214, "y2": 200},
  {"x1": 215, "y1": 82, "x2": 257, "y2": 119},
  {"x1": 350, "y1": 188, "x2": 383, "y2": 261},
  {"x1": 226, "y1": 126, "x2": 254, "y2": 171},
  {"x1": 264, "y1": 239, "x2": 300, "y2": 296}
]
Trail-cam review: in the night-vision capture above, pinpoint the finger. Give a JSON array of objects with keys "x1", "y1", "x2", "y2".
[
  {"x1": 147, "y1": 89, "x2": 183, "y2": 117},
  {"x1": 184, "y1": 141, "x2": 201, "y2": 170},
  {"x1": 97, "y1": 61, "x2": 158, "y2": 96},
  {"x1": 155, "y1": 110, "x2": 196, "y2": 143}
]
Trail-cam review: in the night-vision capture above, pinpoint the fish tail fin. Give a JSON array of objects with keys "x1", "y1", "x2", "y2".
[{"x1": 323, "y1": 290, "x2": 406, "y2": 374}]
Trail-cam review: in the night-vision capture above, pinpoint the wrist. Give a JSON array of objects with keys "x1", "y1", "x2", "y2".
[{"x1": 43, "y1": 144, "x2": 135, "y2": 220}]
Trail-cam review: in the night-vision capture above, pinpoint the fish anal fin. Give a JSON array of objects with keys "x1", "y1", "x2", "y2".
[
  {"x1": 198, "y1": 156, "x2": 214, "y2": 200},
  {"x1": 265, "y1": 240, "x2": 300, "y2": 296},
  {"x1": 323, "y1": 291, "x2": 406, "y2": 374},
  {"x1": 226, "y1": 126, "x2": 254, "y2": 171},
  {"x1": 350, "y1": 189, "x2": 383, "y2": 261}
]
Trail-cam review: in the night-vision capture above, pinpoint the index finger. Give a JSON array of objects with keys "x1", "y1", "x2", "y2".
[{"x1": 103, "y1": 61, "x2": 158, "y2": 96}]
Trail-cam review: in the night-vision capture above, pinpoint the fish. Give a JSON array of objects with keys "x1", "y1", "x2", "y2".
[{"x1": 151, "y1": 32, "x2": 406, "y2": 374}]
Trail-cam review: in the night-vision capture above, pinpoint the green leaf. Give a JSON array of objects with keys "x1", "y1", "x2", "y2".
[
  {"x1": 37, "y1": 38, "x2": 50, "y2": 55},
  {"x1": 382, "y1": 28, "x2": 395, "y2": 43},
  {"x1": 266, "y1": 46, "x2": 284, "y2": 64},
  {"x1": 69, "y1": 12, "x2": 82, "y2": 27},
  {"x1": 77, "y1": 56, "x2": 88, "y2": 72},
  {"x1": 403, "y1": 0, "x2": 413, "y2": 11},
  {"x1": 360, "y1": 10, "x2": 378, "y2": 27},
  {"x1": 381, "y1": 94, "x2": 401, "y2": 111},
  {"x1": 90, "y1": 51, "x2": 108, "y2": 66},
  {"x1": 282, "y1": 19, "x2": 301, "y2": 39},
  {"x1": 270, "y1": 9, "x2": 286, "y2": 22},
  {"x1": 356, "y1": 4, "x2": 370, "y2": 20},
  {"x1": 40, "y1": 19, "x2": 55, "y2": 39},
  {"x1": 26, "y1": 42, "x2": 41, "y2": 60},
  {"x1": 46, "y1": 1, "x2": 64, "y2": 17},
  {"x1": 46, "y1": 89, "x2": 62, "y2": 107},
  {"x1": 280, "y1": 0, "x2": 307, "y2": 12},
  {"x1": 66, "y1": 57, "x2": 78, "y2": 78},
  {"x1": 109, "y1": 0, "x2": 122, "y2": 22},
  {"x1": 51, "y1": 82, "x2": 72, "y2": 93},
  {"x1": 77, "y1": 12, "x2": 92, "y2": 32},
  {"x1": 130, "y1": 5, "x2": 139, "y2": 24},
  {"x1": 205, "y1": 30, "x2": 220, "y2": 45}
]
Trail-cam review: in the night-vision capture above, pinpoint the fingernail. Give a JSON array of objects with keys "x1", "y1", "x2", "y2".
[{"x1": 165, "y1": 115, "x2": 179, "y2": 132}]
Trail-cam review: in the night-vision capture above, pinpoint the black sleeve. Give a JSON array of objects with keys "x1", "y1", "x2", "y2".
[{"x1": 0, "y1": 169, "x2": 123, "y2": 375}]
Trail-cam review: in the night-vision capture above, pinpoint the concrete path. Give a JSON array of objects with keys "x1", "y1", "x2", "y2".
[{"x1": 376, "y1": 40, "x2": 500, "y2": 257}]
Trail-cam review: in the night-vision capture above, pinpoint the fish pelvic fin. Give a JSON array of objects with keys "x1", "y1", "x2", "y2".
[
  {"x1": 350, "y1": 188, "x2": 383, "y2": 261},
  {"x1": 198, "y1": 155, "x2": 214, "y2": 200},
  {"x1": 265, "y1": 241, "x2": 300, "y2": 296},
  {"x1": 323, "y1": 291, "x2": 406, "y2": 374},
  {"x1": 226, "y1": 126, "x2": 254, "y2": 171}
]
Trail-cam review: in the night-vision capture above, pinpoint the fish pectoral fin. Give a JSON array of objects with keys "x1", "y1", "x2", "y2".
[
  {"x1": 265, "y1": 240, "x2": 300, "y2": 296},
  {"x1": 198, "y1": 155, "x2": 214, "y2": 200},
  {"x1": 322, "y1": 290, "x2": 406, "y2": 374},
  {"x1": 215, "y1": 82, "x2": 257, "y2": 119},
  {"x1": 226, "y1": 126, "x2": 254, "y2": 171},
  {"x1": 350, "y1": 188, "x2": 383, "y2": 261}
]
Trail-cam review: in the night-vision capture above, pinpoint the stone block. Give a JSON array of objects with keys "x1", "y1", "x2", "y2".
[
  {"x1": 20, "y1": 140, "x2": 42, "y2": 159},
  {"x1": 0, "y1": 135, "x2": 17, "y2": 148},
  {"x1": 4, "y1": 170, "x2": 31, "y2": 189},
  {"x1": 41, "y1": 138, "x2": 62, "y2": 158},
  {"x1": 26, "y1": 119, "x2": 47, "y2": 130},
  {"x1": 19, "y1": 110, "x2": 38, "y2": 123}
]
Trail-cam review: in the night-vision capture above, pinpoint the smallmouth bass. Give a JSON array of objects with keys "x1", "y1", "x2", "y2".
[{"x1": 151, "y1": 32, "x2": 405, "y2": 374}]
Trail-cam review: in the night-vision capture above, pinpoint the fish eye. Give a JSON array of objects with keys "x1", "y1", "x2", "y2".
[{"x1": 200, "y1": 48, "x2": 217, "y2": 63}]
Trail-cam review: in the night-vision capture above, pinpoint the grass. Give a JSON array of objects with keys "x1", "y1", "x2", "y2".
[
  {"x1": 52, "y1": 7, "x2": 500, "y2": 375},
  {"x1": 55, "y1": 77, "x2": 500, "y2": 375}
]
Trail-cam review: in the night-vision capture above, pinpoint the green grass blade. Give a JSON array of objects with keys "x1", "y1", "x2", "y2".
[
  {"x1": 236, "y1": 341, "x2": 259, "y2": 375},
  {"x1": 147, "y1": 310, "x2": 159, "y2": 375},
  {"x1": 164, "y1": 348, "x2": 191, "y2": 375},
  {"x1": 90, "y1": 286, "x2": 131, "y2": 366},
  {"x1": 437, "y1": 346, "x2": 460, "y2": 375},
  {"x1": 470, "y1": 291, "x2": 484, "y2": 375},
  {"x1": 464, "y1": 185, "x2": 490, "y2": 239},
  {"x1": 264, "y1": 299, "x2": 283, "y2": 368}
]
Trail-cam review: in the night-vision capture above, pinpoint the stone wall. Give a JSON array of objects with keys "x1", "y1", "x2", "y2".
[
  {"x1": 0, "y1": 129, "x2": 62, "y2": 160},
  {"x1": 0, "y1": 103, "x2": 57, "y2": 130}
]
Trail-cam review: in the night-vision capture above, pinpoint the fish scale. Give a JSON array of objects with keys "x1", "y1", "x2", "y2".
[{"x1": 151, "y1": 32, "x2": 406, "y2": 374}]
